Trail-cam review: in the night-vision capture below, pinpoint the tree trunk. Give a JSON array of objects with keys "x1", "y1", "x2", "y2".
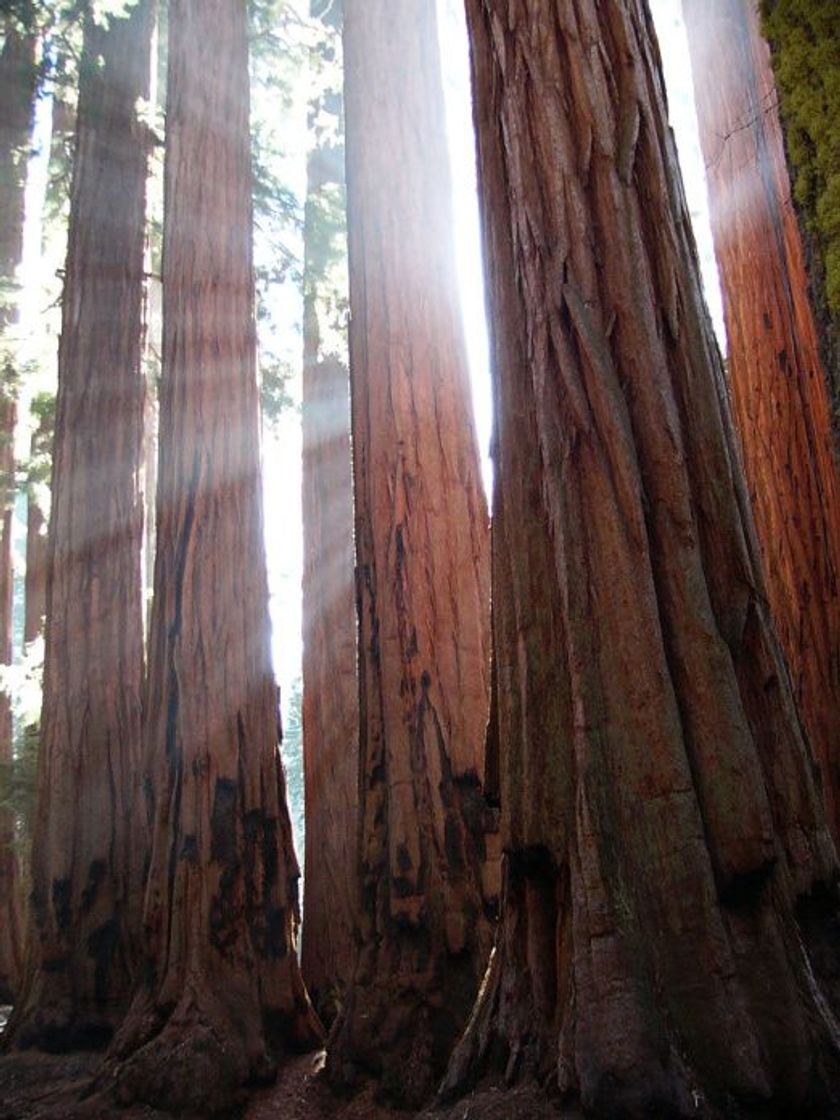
[
  {"x1": 682, "y1": 0, "x2": 840, "y2": 846},
  {"x1": 328, "y1": 0, "x2": 493, "y2": 1106},
  {"x1": 0, "y1": 17, "x2": 38, "y2": 1009},
  {"x1": 760, "y1": 0, "x2": 840, "y2": 425},
  {"x1": 445, "y1": 2, "x2": 840, "y2": 1115},
  {"x1": 300, "y1": 0, "x2": 357, "y2": 1027},
  {"x1": 109, "y1": 2, "x2": 321, "y2": 1112},
  {"x1": 300, "y1": 1, "x2": 359, "y2": 1022},
  {"x1": 4, "y1": 3, "x2": 151, "y2": 1051}
]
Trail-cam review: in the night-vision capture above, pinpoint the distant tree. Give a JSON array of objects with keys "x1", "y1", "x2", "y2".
[
  {"x1": 5, "y1": 0, "x2": 153, "y2": 1050},
  {"x1": 684, "y1": 0, "x2": 840, "y2": 844},
  {"x1": 445, "y1": 0, "x2": 840, "y2": 1114},
  {"x1": 299, "y1": 0, "x2": 358, "y2": 1027},
  {"x1": 110, "y1": 1, "x2": 320, "y2": 1111},
  {"x1": 280, "y1": 677, "x2": 305, "y2": 866},
  {"x1": 0, "y1": 2, "x2": 39, "y2": 1007},
  {"x1": 23, "y1": 392, "x2": 54, "y2": 651},
  {"x1": 328, "y1": 0, "x2": 493, "y2": 1106}
]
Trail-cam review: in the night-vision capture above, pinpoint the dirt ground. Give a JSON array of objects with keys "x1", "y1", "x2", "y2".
[
  {"x1": 0, "y1": 1044, "x2": 571, "y2": 1120},
  {"x1": 0, "y1": 1001, "x2": 576, "y2": 1119}
]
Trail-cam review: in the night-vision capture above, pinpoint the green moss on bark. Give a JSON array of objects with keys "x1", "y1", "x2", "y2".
[{"x1": 762, "y1": 0, "x2": 840, "y2": 314}]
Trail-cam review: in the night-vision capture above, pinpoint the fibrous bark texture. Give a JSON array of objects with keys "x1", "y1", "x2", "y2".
[
  {"x1": 683, "y1": 0, "x2": 840, "y2": 848},
  {"x1": 110, "y1": 2, "x2": 321, "y2": 1113},
  {"x1": 761, "y1": 0, "x2": 840, "y2": 420},
  {"x1": 300, "y1": 2, "x2": 359, "y2": 1021},
  {"x1": 329, "y1": 0, "x2": 493, "y2": 1106},
  {"x1": 0, "y1": 19, "x2": 38, "y2": 1007},
  {"x1": 5, "y1": 3, "x2": 151, "y2": 1051},
  {"x1": 446, "y1": 1, "x2": 840, "y2": 1115}
]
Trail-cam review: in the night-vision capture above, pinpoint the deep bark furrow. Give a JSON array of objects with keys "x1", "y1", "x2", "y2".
[
  {"x1": 683, "y1": 0, "x2": 840, "y2": 844},
  {"x1": 4, "y1": 7, "x2": 148, "y2": 1045},
  {"x1": 110, "y1": 2, "x2": 320, "y2": 1112},
  {"x1": 451, "y1": 1, "x2": 840, "y2": 1114},
  {"x1": 328, "y1": 0, "x2": 492, "y2": 1106}
]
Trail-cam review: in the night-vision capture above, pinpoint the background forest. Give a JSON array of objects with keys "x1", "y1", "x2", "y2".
[{"x1": 1, "y1": 1, "x2": 840, "y2": 1118}]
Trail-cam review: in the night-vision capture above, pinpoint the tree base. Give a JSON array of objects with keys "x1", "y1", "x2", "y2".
[
  {"x1": 3, "y1": 990, "x2": 119, "y2": 1056},
  {"x1": 440, "y1": 854, "x2": 840, "y2": 1120},
  {"x1": 107, "y1": 982, "x2": 321, "y2": 1117},
  {"x1": 328, "y1": 952, "x2": 483, "y2": 1111}
]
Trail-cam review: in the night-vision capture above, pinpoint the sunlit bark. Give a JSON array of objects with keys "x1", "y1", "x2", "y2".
[
  {"x1": 300, "y1": 0, "x2": 358, "y2": 1025},
  {"x1": 110, "y1": 1, "x2": 321, "y2": 1111},
  {"x1": 683, "y1": 0, "x2": 840, "y2": 846},
  {"x1": 328, "y1": 0, "x2": 493, "y2": 1106},
  {"x1": 446, "y1": 1, "x2": 840, "y2": 1114},
  {"x1": 5, "y1": 3, "x2": 151, "y2": 1049}
]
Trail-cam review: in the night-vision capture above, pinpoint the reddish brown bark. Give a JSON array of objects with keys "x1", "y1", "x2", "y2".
[
  {"x1": 300, "y1": 0, "x2": 358, "y2": 1025},
  {"x1": 0, "y1": 17, "x2": 38, "y2": 1007},
  {"x1": 5, "y1": 3, "x2": 151, "y2": 1051},
  {"x1": 328, "y1": 0, "x2": 493, "y2": 1106},
  {"x1": 109, "y1": 1, "x2": 321, "y2": 1112},
  {"x1": 445, "y1": 1, "x2": 840, "y2": 1115},
  {"x1": 683, "y1": 0, "x2": 840, "y2": 846}
]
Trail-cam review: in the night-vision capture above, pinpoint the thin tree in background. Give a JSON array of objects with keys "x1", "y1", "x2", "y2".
[
  {"x1": 329, "y1": 0, "x2": 493, "y2": 1105},
  {"x1": 683, "y1": 0, "x2": 840, "y2": 844},
  {"x1": 0, "y1": 386, "x2": 23, "y2": 1006},
  {"x1": 0, "y1": 7, "x2": 38, "y2": 1007},
  {"x1": 300, "y1": 0, "x2": 358, "y2": 1025},
  {"x1": 23, "y1": 393, "x2": 53, "y2": 651},
  {"x1": 111, "y1": 0, "x2": 321, "y2": 1111},
  {"x1": 5, "y1": 0, "x2": 152, "y2": 1050},
  {"x1": 445, "y1": 0, "x2": 840, "y2": 1114}
]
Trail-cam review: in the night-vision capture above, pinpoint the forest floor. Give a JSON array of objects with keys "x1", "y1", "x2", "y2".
[{"x1": 0, "y1": 1016, "x2": 571, "y2": 1120}]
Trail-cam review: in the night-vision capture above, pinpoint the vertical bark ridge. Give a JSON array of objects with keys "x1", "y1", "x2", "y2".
[
  {"x1": 108, "y1": 2, "x2": 321, "y2": 1113},
  {"x1": 300, "y1": 0, "x2": 358, "y2": 1024},
  {"x1": 328, "y1": 0, "x2": 493, "y2": 1107},
  {"x1": 5, "y1": 3, "x2": 152, "y2": 1050},
  {"x1": 446, "y1": 1, "x2": 840, "y2": 1115},
  {"x1": 683, "y1": 0, "x2": 840, "y2": 844}
]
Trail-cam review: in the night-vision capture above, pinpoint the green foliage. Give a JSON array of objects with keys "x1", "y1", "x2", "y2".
[
  {"x1": 0, "y1": 638, "x2": 43, "y2": 863},
  {"x1": 280, "y1": 675, "x2": 305, "y2": 868},
  {"x1": 763, "y1": 0, "x2": 840, "y2": 315},
  {"x1": 249, "y1": 0, "x2": 307, "y2": 428},
  {"x1": 303, "y1": 1, "x2": 347, "y2": 363},
  {"x1": 0, "y1": 723, "x2": 39, "y2": 842},
  {"x1": 25, "y1": 389, "x2": 54, "y2": 490}
]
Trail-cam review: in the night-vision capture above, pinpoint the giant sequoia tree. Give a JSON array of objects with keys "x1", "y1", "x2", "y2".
[
  {"x1": 5, "y1": 1, "x2": 152, "y2": 1049},
  {"x1": 0, "y1": 9, "x2": 37, "y2": 1007},
  {"x1": 443, "y1": 1, "x2": 840, "y2": 1115},
  {"x1": 300, "y1": 0, "x2": 358, "y2": 1024},
  {"x1": 683, "y1": 0, "x2": 840, "y2": 845},
  {"x1": 761, "y1": 0, "x2": 840, "y2": 416},
  {"x1": 110, "y1": 0, "x2": 320, "y2": 1112},
  {"x1": 328, "y1": 0, "x2": 493, "y2": 1105}
]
